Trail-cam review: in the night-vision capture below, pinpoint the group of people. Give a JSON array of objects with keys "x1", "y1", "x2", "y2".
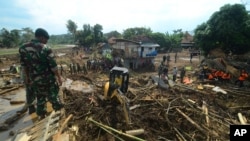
[
  {"x1": 199, "y1": 64, "x2": 249, "y2": 87},
  {"x1": 158, "y1": 55, "x2": 183, "y2": 83},
  {"x1": 68, "y1": 62, "x2": 88, "y2": 75}
]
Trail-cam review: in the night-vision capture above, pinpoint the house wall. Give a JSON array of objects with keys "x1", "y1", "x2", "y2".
[
  {"x1": 112, "y1": 41, "x2": 158, "y2": 71},
  {"x1": 139, "y1": 47, "x2": 157, "y2": 57},
  {"x1": 113, "y1": 42, "x2": 139, "y2": 58}
]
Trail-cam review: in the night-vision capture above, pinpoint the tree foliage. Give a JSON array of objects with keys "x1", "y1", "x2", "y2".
[
  {"x1": 194, "y1": 4, "x2": 250, "y2": 55},
  {"x1": 104, "y1": 30, "x2": 122, "y2": 39},
  {"x1": 66, "y1": 20, "x2": 78, "y2": 35},
  {"x1": 122, "y1": 27, "x2": 152, "y2": 40},
  {"x1": 0, "y1": 28, "x2": 20, "y2": 48}
]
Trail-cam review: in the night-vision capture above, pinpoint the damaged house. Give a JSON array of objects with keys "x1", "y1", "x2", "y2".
[{"x1": 110, "y1": 37, "x2": 159, "y2": 70}]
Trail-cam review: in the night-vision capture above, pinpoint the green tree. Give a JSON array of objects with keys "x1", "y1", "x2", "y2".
[
  {"x1": 0, "y1": 28, "x2": 21, "y2": 48},
  {"x1": 123, "y1": 27, "x2": 152, "y2": 40},
  {"x1": 165, "y1": 29, "x2": 183, "y2": 52},
  {"x1": 149, "y1": 32, "x2": 168, "y2": 51},
  {"x1": 75, "y1": 24, "x2": 94, "y2": 47},
  {"x1": 194, "y1": 23, "x2": 215, "y2": 56},
  {"x1": 104, "y1": 30, "x2": 122, "y2": 39},
  {"x1": 194, "y1": 4, "x2": 250, "y2": 55},
  {"x1": 93, "y1": 24, "x2": 104, "y2": 44},
  {"x1": 66, "y1": 20, "x2": 78, "y2": 42},
  {"x1": 20, "y1": 27, "x2": 34, "y2": 43}
]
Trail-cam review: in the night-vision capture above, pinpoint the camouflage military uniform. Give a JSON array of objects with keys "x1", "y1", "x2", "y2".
[{"x1": 19, "y1": 39, "x2": 62, "y2": 117}]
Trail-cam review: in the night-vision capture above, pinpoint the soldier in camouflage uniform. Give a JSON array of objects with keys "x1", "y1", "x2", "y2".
[{"x1": 19, "y1": 28, "x2": 63, "y2": 119}]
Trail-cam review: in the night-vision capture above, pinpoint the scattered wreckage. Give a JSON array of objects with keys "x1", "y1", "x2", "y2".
[{"x1": 1, "y1": 52, "x2": 250, "y2": 141}]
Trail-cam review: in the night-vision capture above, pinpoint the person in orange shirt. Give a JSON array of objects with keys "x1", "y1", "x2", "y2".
[
  {"x1": 214, "y1": 69, "x2": 224, "y2": 82},
  {"x1": 235, "y1": 69, "x2": 248, "y2": 87},
  {"x1": 208, "y1": 73, "x2": 215, "y2": 80},
  {"x1": 221, "y1": 72, "x2": 231, "y2": 84}
]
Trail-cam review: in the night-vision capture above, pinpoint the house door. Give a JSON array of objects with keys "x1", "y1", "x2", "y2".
[{"x1": 141, "y1": 47, "x2": 144, "y2": 57}]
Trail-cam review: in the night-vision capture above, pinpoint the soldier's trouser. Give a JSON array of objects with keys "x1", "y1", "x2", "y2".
[
  {"x1": 33, "y1": 83, "x2": 62, "y2": 116},
  {"x1": 26, "y1": 85, "x2": 35, "y2": 106}
]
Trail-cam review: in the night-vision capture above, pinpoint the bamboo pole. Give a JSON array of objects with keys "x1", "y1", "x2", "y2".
[
  {"x1": 238, "y1": 113, "x2": 247, "y2": 125},
  {"x1": 88, "y1": 117, "x2": 145, "y2": 141},
  {"x1": 53, "y1": 114, "x2": 73, "y2": 141},
  {"x1": 0, "y1": 86, "x2": 19, "y2": 95},
  {"x1": 176, "y1": 108, "x2": 209, "y2": 136}
]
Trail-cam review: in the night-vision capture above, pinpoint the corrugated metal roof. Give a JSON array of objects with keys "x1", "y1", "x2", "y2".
[{"x1": 141, "y1": 43, "x2": 160, "y2": 47}]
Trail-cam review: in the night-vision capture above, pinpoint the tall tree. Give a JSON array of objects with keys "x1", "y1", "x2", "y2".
[
  {"x1": 0, "y1": 28, "x2": 21, "y2": 48},
  {"x1": 149, "y1": 32, "x2": 168, "y2": 50},
  {"x1": 93, "y1": 24, "x2": 104, "y2": 44},
  {"x1": 75, "y1": 24, "x2": 94, "y2": 47},
  {"x1": 194, "y1": 23, "x2": 216, "y2": 56},
  {"x1": 66, "y1": 20, "x2": 78, "y2": 42},
  {"x1": 104, "y1": 30, "x2": 122, "y2": 39},
  {"x1": 123, "y1": 27, "x2": 152, "y2": 40},
  {"x1": 194, "y1": 4, "x2": 250, "y2": 55},
  {"x1": 20, "y1": 27, "x2": 34, "y2": 43}
]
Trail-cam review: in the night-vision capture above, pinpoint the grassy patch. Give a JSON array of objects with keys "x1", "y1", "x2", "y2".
[{"x1": 0, "y1": 44, "x2": 74, "y2": 56}]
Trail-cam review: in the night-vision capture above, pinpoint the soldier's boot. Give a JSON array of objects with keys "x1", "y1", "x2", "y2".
[{"x1": 28, "y1": 105, "x2": 36, "y2": 115}]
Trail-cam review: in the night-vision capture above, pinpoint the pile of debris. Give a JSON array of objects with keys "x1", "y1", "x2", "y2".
[{"x1": 61, "y1": 72, "x2": 250, "y2": 141}]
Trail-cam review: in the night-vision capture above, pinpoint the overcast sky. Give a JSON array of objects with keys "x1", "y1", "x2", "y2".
[{"x1": 0, "y1": 0, "x2": 249, "y2": 35}]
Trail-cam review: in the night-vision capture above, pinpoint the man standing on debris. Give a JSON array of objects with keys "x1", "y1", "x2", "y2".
[
  {"x1": 19, "y1": 28, "x2": 63, "y2": 119},
  {"x1": 158, "y1": 55, "x2": 168, "y2": 80},
  {"x1": 172, "y1": 66, "x2": 178, "y2": 82},
  {"x1": 83, "y1": 62, "x2": 88, "y2": 74},
  {"x1": 190, "y1": 53, "x2": 193, "y2": 63},
  {"x1": 180, "y1": 67, "x2": 186, "y2": 83}
]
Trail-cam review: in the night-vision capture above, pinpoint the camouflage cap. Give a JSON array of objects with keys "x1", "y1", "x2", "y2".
[{"x1": 35, "y1": 28, "x2": 50, "y2": 39}]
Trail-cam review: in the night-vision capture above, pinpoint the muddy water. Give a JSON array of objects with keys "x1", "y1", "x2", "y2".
[{"x1": 0, "y1": 88, "x2": 36, "y2": 141}]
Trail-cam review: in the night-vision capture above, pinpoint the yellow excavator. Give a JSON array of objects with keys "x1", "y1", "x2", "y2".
[{"x1": 103, "y1": 66, "x2": 130, "y2": 127}]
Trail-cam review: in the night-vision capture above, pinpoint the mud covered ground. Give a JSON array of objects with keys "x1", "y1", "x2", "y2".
[{"x1": 1, "y1": 48, "x2": 250, "y2": 141}]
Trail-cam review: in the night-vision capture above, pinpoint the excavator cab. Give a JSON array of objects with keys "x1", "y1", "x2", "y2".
[
  {"x1": 103, "y1": 66, "x2": 130, "y2": 126},
  {"x1": 104, "y1": 66, "x2": 129, "y2": 99}
]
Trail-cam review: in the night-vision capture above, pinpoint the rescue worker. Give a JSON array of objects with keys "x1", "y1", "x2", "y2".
[
  {"x1": 60, "y1": 64, "x2": 64, "y2": 76},
  {"x1": 214, "y1": 69, "x2": 224, "y2": 82},
  {"x1": 69, "y1": 63, "x2": 73, "y2": 75},
  {"x1": 221, "y1": 72, "x2": 231, "y2": 84},
  {"x1": 158, "y1": 55, "x2": 168, "y2": 81},
  {"x1": 190, "y1": 53, "x2": 193, "y2": 63},
  {"x1": 200, "y1": 64, "x2": 209, "y2": 81},
  {"x1": 207, "y1": 69, "x2": 216, "y2": 80},
  {"x1": 73, "y1": 63, "x2": 77, "y2": 74},
  {"x1": 77, "y1": 63, "x2": 81, "y2": 73},
  {"x1": 208, "y1": 73, "x2": 215, "y2": 80},
  {"x1": 235, "y1": 69, "x2": 248, "y2": 87},
  {"x1": 19, "y1": 28, "x2": 63, "y2": 119},
  {"x1": 172, "y1": 66, "x2": 178, "y2": 82},
  {"x1": 180, "y1": 67, "x2": 186, "y2": 83},
  {"x1": 83, "y1": 62, "x2": 88, "y2": 74}
]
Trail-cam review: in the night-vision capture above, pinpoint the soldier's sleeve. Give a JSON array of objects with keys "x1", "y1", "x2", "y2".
[
  {"x1": 46, "y1": 45, "x2": 58, "y2": 71},
  {"x1": 19, "y1": 46, "x2": 27, "y2": 68}
]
